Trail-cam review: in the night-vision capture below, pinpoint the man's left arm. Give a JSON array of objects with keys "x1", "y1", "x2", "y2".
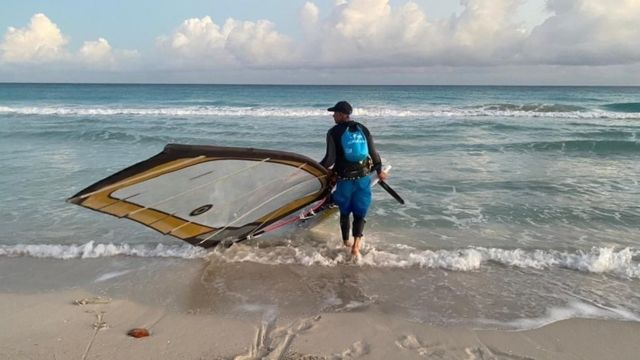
[{"x1": 363, "y1": 126, "x2": 383, "y2": 176}]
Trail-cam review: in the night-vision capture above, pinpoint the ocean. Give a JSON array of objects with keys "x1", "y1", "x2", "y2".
[{"x1": 1, "y1": 83, "x2": 639, "y2": 329}]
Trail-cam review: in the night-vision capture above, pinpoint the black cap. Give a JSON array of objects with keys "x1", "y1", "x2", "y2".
[{"x1": 327, "y1": 101, "x2": 352, "y2": 115}]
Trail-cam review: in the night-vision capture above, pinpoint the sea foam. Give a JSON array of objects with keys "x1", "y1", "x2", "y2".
[
  {"x1": 0, "y1": 241, "x2": 208, "y2": 259},
  {"x1": 1, "y1": 105, "x2": 639, "y2": 119},
  {"x1": 479, "y1": 300, "x2": 640, "y2": 330},
  {"x1": 1, "y1": 242, "x2": 638, "y2": 279},
  {"x1": 209, "y1": 244, "x2": 640, "y2": 279}
]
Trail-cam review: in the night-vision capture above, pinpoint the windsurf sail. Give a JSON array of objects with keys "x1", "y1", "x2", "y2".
[{"x1": 67, "y1": 144, "x2": 330, "y2": 248}]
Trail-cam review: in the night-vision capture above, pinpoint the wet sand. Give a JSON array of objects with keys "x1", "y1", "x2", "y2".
[{"x1": 1, "y1": 289, "x2": 639, "y2": 360}]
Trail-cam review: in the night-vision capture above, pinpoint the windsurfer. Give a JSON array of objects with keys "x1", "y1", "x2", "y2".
[{"x1": 319, "y1": 101, "x2": 387, "y2": 257}]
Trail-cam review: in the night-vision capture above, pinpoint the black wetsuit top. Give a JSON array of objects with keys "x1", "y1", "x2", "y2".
[{"x1": 319, "y1": 120, "x2": 382, "y2": 178}]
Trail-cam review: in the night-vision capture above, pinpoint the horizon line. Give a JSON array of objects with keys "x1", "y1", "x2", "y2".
[{"x1": 1, "y1": 81, "x2": 639, "y2": 87}]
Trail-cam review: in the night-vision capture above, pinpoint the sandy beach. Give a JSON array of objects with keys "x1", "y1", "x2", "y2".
[{"x1": 1, "y1": 288, "x2": 638, "y2": 360}]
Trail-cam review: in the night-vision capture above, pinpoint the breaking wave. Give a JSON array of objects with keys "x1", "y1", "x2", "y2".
[
  {"x1": 602, "y1": 102, "x2": 640, "y2": 113},
  {"x1": 2, "y1": 242, "x2": 638, "y2": 279},
  {"x1": 493, "y1": 139, "x2": 640, "y2": 153},
  {"x1": 477, "y1": 103, "x2": 587, "y2": 113},
  {"x1": 211, "y1": 244, "x2": 640, "y2": 279},
  {"x1": 0, "y1": 241, "x2": 208, "y2": 259},
  {"x1": 1, "y1": 104, "x2": 639, "y2": 119}
]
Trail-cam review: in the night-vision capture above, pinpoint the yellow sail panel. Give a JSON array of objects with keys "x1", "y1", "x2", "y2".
[{"x1": 127, "y1": 209, "x2": 214, "y2": 238}]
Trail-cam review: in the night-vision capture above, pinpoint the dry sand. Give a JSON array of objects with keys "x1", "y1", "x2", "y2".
[{"x1": 1, "y1": 289, "x2": 639, "y2": 360}]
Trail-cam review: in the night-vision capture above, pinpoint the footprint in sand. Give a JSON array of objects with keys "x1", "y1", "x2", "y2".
[
  {"x1": 465, "y1": 346, "x2": 534, "y2": 360},
  {"x1": 334, "y1": 340, "x2": 369, "y2": 359},
  {"x1": 395, "y1": 335, "x2": 449, "y2": 358},
  {"x1": 283, "y1": 340, "x2": 369, "y2": 360},
  {"x1": 396, "y1": 334, "x2": 528, "y2": 360},
  {"x1": 236, "y1": 314, "x2": 373, "y2": 360},
  {"x1": 236, "y1": 314, "x2": 323, "y2": 360}
]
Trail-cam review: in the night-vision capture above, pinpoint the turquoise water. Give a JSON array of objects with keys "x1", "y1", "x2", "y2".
[{"x1": 1, "y1": 84, "x2": 639, "y2": 327}]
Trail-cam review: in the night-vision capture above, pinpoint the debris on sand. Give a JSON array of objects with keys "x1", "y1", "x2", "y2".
[
  {"x1": 127, "y1": 328, "x2": 150, "y2": 338},
  {"x1": 73, "y1": 297, "x2": 112, "y2": 305}
]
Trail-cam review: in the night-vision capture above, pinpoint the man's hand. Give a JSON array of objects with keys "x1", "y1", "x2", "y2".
[
  {"x1": 328, "y1": 169, "x2": 338, "y2": 186},
  {"x1": 378, "y1": 171, "x2": 388, "y2": 182}
]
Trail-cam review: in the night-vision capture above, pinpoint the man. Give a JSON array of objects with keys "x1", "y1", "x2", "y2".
[{"x1": 320, "y1": 101, "x2": 387, "y2": 257}]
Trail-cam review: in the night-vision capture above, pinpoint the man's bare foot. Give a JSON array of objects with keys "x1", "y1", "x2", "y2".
[
  {"x1": 351, "y1": 236, "x2": 363, "y2": 257},
  {"x1": 343, "y1": 238, "x2": 353, "y2": 247}
]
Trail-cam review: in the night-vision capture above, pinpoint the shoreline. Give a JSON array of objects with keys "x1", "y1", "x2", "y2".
[{"x1": 1, "y1": 289, "x2": 638, "y2": 360}]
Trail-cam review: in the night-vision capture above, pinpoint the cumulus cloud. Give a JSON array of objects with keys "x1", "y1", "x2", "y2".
[
  {"x1": 225, "y1": 19, "x2": 295, "y2": 65},
  {"x1": 0, "y1": 13, "x2": 137, "y2": 68},
  {"x1": 0, "y1": 13, "x2": 68, "y2": 63},
  {"x1": 158, "y1": 16, "x2": 228, "y2": 60},
  {"x1": 290, "y1": 0, "x2": 640, "y2": 68},
  {"x1": 297, "y1": 0, "x2": 528, "y2": 67},
  {"x1": 78, "y1": 38, "x2": 114, "y2": 64},
  {"x1": 3, "y1": 1, "x2": 640, "y2": 82},
  {"x1": 290, "y1": 0, "x2": 528, "y2": 67},
  {"x1": 300, "y1": 2, "x2": 320, "y2": 34},
  {"x1": 157, "y1": 16, "x2": 295, "y2": 67},
  {"x1": 522, "y1": 0, "x2": 640, "y2": 65},
  {"x1": 132, "y1": 0, "x2": 640, "y2": 72},
  {"x1": 446, "y1": 0, "x2": 525, "y2": 60}
]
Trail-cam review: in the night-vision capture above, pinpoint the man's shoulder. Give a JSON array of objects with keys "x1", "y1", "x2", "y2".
[
  {"x1": 329, "y1": 120, "x2": 368, "y2": 134},
  {"x1": 328, "y1": 122, "x2": 346, "y2": 133},
  {"x1": 349, "y1": 120, "x2": 367, "y2": 128},
  {"x1": 352, "y1": 121, "x2": 371, "y2": 134}
]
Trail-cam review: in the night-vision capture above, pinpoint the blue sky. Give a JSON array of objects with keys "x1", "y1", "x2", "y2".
[{"x1": 1, "y1": 0, "x2": 638, "y2": 85}]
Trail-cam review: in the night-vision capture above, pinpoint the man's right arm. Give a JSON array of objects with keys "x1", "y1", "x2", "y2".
[{"x1": 319, "y1": 131, "x2": 336, "y2": 169}]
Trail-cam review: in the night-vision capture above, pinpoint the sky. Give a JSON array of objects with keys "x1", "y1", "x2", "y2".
[{"x1": 0, "y1": 0, "x2": 639, "y2": 85}]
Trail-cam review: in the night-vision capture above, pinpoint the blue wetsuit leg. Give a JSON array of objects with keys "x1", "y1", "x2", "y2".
[
  {"x1": 333, "y1": 179, "x2": 354, "y2": 216},
  {"x1": 350, "y1": 175, "x2": 372, "y2": 218},
  {"x1": 334, "y1": 176, "x2": 373, "y2": 239}
]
